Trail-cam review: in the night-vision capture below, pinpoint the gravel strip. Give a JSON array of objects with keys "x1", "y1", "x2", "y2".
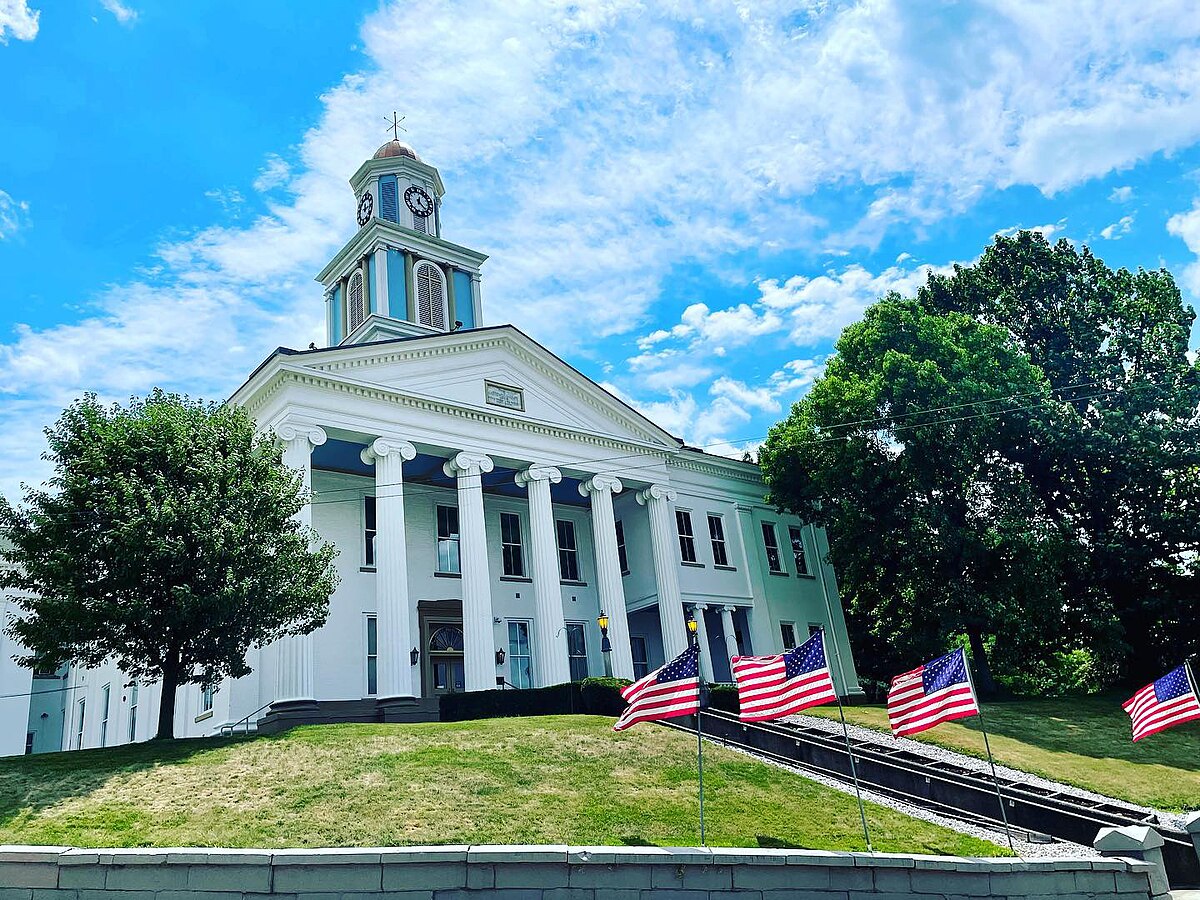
[
  {"x1": 787, "y1": 712, "x2": 1187, "y2": 830},
  {"x1": 711, "y1": 735, "x2": 1092, "y2": 857}
]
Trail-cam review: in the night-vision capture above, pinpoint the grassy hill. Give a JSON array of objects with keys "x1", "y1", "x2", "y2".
[
  {"x1": 0, "y1": 714, "x2": 1004, "y2": 854},
  {"x1": 809, "y1": 696, "x2": 1200, "y2": 812}
]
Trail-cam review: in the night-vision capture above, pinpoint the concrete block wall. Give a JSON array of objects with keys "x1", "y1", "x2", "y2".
[{"x1": 0, "y1": 845, "x2": 1158, "y2": 900}]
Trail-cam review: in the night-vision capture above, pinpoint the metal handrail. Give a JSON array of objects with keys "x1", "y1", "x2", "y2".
[{"x1": 218, "y1": 701, "x2": 273, "y2": 738}]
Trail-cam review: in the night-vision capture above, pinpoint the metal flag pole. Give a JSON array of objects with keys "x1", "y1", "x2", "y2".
[
  {"x1": 688, "y1": 615, "x2": 707, "y2": 846},
  {"x1": 810, "y1": 526, "x2": 872, "y2": 851},
  {"x1": 962, "y1": 646, "x2": 1016, "y2": 854}
]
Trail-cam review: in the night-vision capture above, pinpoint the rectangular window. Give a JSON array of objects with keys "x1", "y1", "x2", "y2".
[
  {"x1": 508, "y1": 621, "x2": 533, "y2": 689},
  {"x1": 99, "y1": 684, "x2": 111, "y2": 746},
  {"x1": 500, "y1": 512, "x2": 525, "y2": 577},
  {"x1": 365, "y1": 615, "x2": 378, "y2": 696},
  {"x1": 780, "y1": 621, "x2": 797, "y2": 650},
  {"x1": 75, "y1": 698, "x2": 86, "y2": 749},
  {"x1": 631, "y1": 636, "x2": 649, "y2": 679},
  {"x1": 128, "y1": 682, "x2": 138, "y2": 742},
  {"x1": 762, "y1": 522, "x2": 784, "y2": 573},
  {"x1": 556, "y1": 519, "x2": 580, "y2": 582},
  {"x1": 615, "y1": 519, "x2": 629, "y2": 575},
  {"x1": 707, "y1": 514, "x2": 729, "y2": 567},
  {"x1": 790, "y1": 526, "x2": 809, "y2": 575},
  {"x1": 437, "y1": 505, "x2": 461, "y2": 574},
  {"x1": 24, "y1": 732, "x2": 34, "y2": 755},
  {"x1": 566, "y1": 622, "x2": 588, "y2": 681},
  {"x1": 809, "y1": 623, "x2": 823, "y2": 638},
  {"x1": 201, "y1": 683, "x2": 214, "y2": 713},
  {"x1": 364, "y1": 496, "x2": 377, "y2": 567},
  {"x1": 676, "y1": 510, "x2": 697, "y2": 563}
]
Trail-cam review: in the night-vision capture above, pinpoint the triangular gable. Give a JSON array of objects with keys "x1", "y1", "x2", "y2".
[{"x1": 287, "y1": 325, "x2": 682, "y2": 449}]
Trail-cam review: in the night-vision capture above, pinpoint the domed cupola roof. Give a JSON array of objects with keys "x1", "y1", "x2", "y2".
[{"x1": 373, "y1": 139, "x2": 420, "y2": 161}]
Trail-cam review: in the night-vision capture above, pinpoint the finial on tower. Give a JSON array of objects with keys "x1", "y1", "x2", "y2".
[{"x1": 385, "y1": 111, "x2": 407, "y2": 141}]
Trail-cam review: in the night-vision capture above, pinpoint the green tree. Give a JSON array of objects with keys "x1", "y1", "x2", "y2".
[
  {"x1": 761, "y1": 232, "x2": 1200, "y2": 689},
  {"x1": 0, "y1": 391, "x2": 339, "y2": 739},
  {"x1": 760, "y1": 297, "x2": 1067, "y2": 693}
]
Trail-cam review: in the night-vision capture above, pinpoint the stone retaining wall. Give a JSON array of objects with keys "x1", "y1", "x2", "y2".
[{"x1": 0, "y1": 845, "x2": 1160, "y2": 900}]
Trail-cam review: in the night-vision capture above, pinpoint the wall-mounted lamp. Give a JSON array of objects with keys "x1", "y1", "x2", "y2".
[
  {"x1": 495, "y1": 648, "x2": 507, "y2": 666},
  {"x1": 410, "y1": 647, "x2": 420, "y2": 666},
  {"x1": 687, "y1": 612, "x2": 699, "y2": 647},
  {"x1": 597, "y1": 611, "x2": 612, "y2": 654}
]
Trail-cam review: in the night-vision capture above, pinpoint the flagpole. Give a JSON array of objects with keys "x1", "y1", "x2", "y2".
[
  {"x1": 810, "y1": 525, "x2": 872, "y2": 852},
  {"x1": 688, "y1": 615, "x2": 707, "y2": 847},
  {"x1": 962, "y1": 647, "x2": 1015, "y2": 854}
]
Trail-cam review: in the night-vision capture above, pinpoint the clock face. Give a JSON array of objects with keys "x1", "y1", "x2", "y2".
[
  {"x1": 356, "y1": 192, "x2": 374, "y2": 226},
  {"x1": 405, "y1": 185, "x2": 435, "y2": 218}
]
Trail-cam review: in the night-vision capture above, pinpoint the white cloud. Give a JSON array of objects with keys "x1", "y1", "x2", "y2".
[
  {"x1": 8, "y1": 0, "x2": 1200, "y2": 492},
  {"x1": 1100, "y1": 214, "x2": 1134, "y2": 240},
  {"x1": 100, "y1": 0, "x2": 136, "y2": 24},
  {"x1": 253, "y1": 155, "x2": 291, "y2": 193},
  {"x1": 1109, "y1": 185, "x2": 1134, "y2": 203},
  {"x1": 1167, "y1": 201, "x2": 1200, "y2": 297},
  {"x1": 0, "y1": 0, "x2": 38, "y2": 42},
  {"x1": 0, "y1": 190, "x2": 29, "y2": 239}
]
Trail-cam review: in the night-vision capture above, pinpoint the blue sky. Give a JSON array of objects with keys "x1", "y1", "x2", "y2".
[{"x1": 2, "y1": 1, "x2": 1200, "y2": 499}]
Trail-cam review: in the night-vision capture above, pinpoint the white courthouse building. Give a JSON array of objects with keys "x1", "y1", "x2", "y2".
[{"x1": 2, "y1": 140, "x2": 861, "y2": 754}]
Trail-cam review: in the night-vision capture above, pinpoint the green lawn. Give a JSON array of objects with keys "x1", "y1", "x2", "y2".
[
  {"x1": 0, "y1": 714, "x2": 1004, "y2": 854},
  {"x1": 808, "y1": 696, "x2": 1200, "y2": 812}
]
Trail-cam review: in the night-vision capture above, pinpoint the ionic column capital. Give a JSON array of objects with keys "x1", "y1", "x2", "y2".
[
  {"x1": 273, "y1": 420, "x2": 328, "y2": 449},
  {"x1": 444, "y1": 451, "x2": 494, "y2": 478},
  {"x1": 723, "y1": 604, "x2": 739, "y2": 613},
  {"x1": 361, "y1": 437, "x2": 417, "y2": 465},
  {"x1": 515, "y1": 464, "x2": 562, "y2": 487},
  {"x1": 691, "y1": 603, "x2": 709, "y2": 612},
  {"x1": 579, "y1": 474, "x2": 623, "y2": 497},
  {"x1": 636, "y1": 483, "x2": 676, "y2": 505}
]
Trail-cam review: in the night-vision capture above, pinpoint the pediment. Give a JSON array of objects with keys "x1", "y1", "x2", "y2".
[{"x1": 293, "y1": 326, "x2": 680, "y2": 449}]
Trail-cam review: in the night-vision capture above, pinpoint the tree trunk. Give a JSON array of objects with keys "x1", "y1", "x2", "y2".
[
  {"x1": 966, "y1": 626, "x2": 997, "y2": 698},
  {"x1": 155, "y1": 665, "x2": 179, "y2": 740}
]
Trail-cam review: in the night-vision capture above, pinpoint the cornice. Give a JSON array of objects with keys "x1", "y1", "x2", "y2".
[
  {"x1": 315, "y1": 220, "x2": 487, "y2": 285},
  {"x1": 349, "y1": 156, "x2": 446, "y2": 197},
  {"x1": 668, "y1": 452, "x2": 763, "y2": 484}
]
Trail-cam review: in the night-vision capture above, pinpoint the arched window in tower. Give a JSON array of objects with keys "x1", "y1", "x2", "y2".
[
  {"x1": 348, "y1": 271, "x2": 365, "y2": 333},
  {"x1": 414, "y1": 262, "x2": 446, "y2": 330}
]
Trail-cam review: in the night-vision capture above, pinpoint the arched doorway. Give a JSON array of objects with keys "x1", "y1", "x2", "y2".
[{"x1": 425, "y1": 622, "x2": 465, "y2": 695}]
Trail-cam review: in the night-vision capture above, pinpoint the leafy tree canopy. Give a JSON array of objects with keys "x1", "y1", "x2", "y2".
[
  {"x1": 0, "y1": 391, "x2": 339, "y2": 738},
  {"x1": 760, "y1": 232, "x2": 1200, "y2": 691}
]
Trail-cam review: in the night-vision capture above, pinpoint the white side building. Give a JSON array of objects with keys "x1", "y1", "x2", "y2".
[{"x1": 2, "y1": 140, "x2": 861, "y2": 753}]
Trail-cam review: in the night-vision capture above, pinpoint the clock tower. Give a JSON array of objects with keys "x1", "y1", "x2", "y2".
[{"x1": 315, "y1": 139, "x2": 488, "y2": 346}]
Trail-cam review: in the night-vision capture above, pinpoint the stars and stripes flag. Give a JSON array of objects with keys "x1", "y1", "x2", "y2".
[
  {"x1": 1123, "y1": 664, "x2": 1200, "y2": 742},
  {"x1": 731, "y1": 630, "x2": 838, "y2": 722},
  {"x1": 888, "y1": 648, "x2": 980, "y2": 737},
  {"x1": 613, "y1": 644, "x2": 701, "y2": 731}
]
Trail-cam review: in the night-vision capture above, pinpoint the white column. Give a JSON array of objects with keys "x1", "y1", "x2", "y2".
[
  {"x1": 444, "y1": 451, "x2": 496, "y2": 692},
  {"x1": 579, "y1": 475, "x2": 635, "y2": 679},
  {"x1": 720, "y1": 605, "x2": 741, "y2": 667},
  {"x1": 516, "y1": 464, "x2": 571, "y2": 686},
  {"x1": 690, "y1": 604, "x2": 715, "y2": 683},
  {"x1": 273, "y1": 421, "x2": 327, "y2": 704},
  {"x1": 374, "y1": 245, "x2": 390, "y2": 317},
  {"x1": 361, "y1": 437, "x2": 417, "y2": 700},
  {"x1": 637, "y1": 484, "x2": 690, "y2": 660}
]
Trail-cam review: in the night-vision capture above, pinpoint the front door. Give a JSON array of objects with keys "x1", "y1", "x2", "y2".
[{"x1": 425, "y1": 620, "x2": 465, "y2": 696}]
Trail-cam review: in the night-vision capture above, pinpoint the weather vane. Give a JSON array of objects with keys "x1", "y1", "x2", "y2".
[{"x1": 385, "y1": 111, "x2": 407, "y2": 141}]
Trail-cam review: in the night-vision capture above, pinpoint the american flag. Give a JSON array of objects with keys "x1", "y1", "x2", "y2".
[
  {"x1": 613, "y1": 644, "x2": 701, "y2": 731},
  {"x1": 1123, "y1": 664, "x2": 1200, "y2": 742},
  {"x1": 888, "y1": 648, "x2": 980, "y2": 737},
  {"x1": 731, "y1": 630, "x2": 838, "y2": 722}
]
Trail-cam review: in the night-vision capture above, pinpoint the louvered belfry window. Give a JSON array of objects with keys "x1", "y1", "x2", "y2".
[
  {"x1": 415, "y1": 262, "x2": 446, "y2": 329},
  {"x1": 380, "y1": 178, "x2": 399, "y2": 223},
  {"x1": 348, "y1": 271, "x2": 365, "y2": 332},
  {"x1": 413, "y1": 211, "x2": 428, "y2": 233}
]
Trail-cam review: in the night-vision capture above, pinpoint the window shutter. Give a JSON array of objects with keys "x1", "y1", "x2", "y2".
[
  {"x1": 348, "y1": 271, "x2": 365, "y2": 332},
  {"x1": 380, "y1": 177, "x2": 398, "y2": 223},
  {"x1": 415, "y1": 263, "x2": 445, "y2": 329}
]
